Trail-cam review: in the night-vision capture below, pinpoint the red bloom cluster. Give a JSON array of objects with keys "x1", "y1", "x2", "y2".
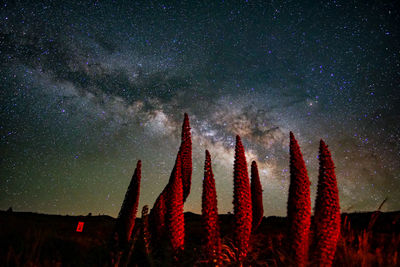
[
  {"x1": 166, "y1": 153, "x2": 185, "y2": 254},
  {"x1": 180, "y1": 113, "x2": 192, "y2": 202},
  {"x1": 312, "y1": 140, "x2": 341, "y2": 266},
  {"x1": 114, "y1": 160, "x2": 142, "y2": 249},
  {"x1": 201, "y1": 150, "x2": 221, "y2": 264},
  {"x1": 111, "y1": 114, "x2": 343, "y2": 266},
  {"x1": 287, "y1": 132, "x2": 311, "y2": 266},
  {"x1": 150, "y1": 189, "x2": 167, "y2": 241},
  {"x1": 233, "y1": 135, "x2": 252, "y2": 262},
  {"x1": 150, "y1": 114, "x2": 192, "y2": 245},
  {"x1": 251, "y1": 161, "x2": 264, "y2": 232}
]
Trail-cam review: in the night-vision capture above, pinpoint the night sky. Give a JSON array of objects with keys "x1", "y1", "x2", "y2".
[{"x1": 1, "y1": 1, "x2": 399, "y2": 217}]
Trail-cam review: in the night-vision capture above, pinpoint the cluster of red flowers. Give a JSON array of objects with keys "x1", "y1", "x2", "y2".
[
  {"x1": 110, "y1": 160, "x2": 142, "y2": 266},
  {"x1": 233, "y1": 135, "x2": 253, "y2": 261},
  {"x1": 149, "y1": 113, "x2": 192, "y2": 256},
  {"x1": 251, "y1": 161, "x2": 264, "y2": 232},
  {"x1": 113, "y1": 160, "x2": 142, "y2": 249},
  {"x1": 166, "y1": 154, "x2": 185, "y2": 254},
  {"x1": 287, "y1": 133, "x2": 341, "y2": 267},
  {"x1": 287, "y1": 132, "x2": 312, "y2": 266},
  {"x1": 201, "y1": 150, "x2": 221, "y2": 265},
  {"x1": 180, "y1": 113, "x2": 192, "y2": 202},
  {"x1": 113, "y1": 114, "x2": 341, "y2": 267},
  {"x1": 312, "y1": 140, "x2": 341, "y2": 266},
  {"x1": 150, "y1": 188, "x2": 167, "y2": 241}
]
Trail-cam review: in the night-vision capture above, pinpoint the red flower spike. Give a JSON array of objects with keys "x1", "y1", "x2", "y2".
[
  {"x1": 201, "y1": 150, "x2": 222, "y2": 265},
  {"x1": 150, "y1": 151, "x2": 181, "y2": 243},
  {"x1": 287, "y1": 132, "x2": 311, "y2": 266},
  {"x1": 233, "y1": 135, "x2": 252, "y2": 262},
  {"x1": 150, "y1": 112, "x2": 191, "y2": 245},
  {"x1": 251, "y1": 161, "x2": 264, "y2": 232},
  {"x1": 150, "y1": 150, "x2": 182, "y2": 240},
  {"x1": 149, "y1": 113, "x2": 190, "y2": 252},
  {"x1": 180, "y1": 113, "x2": 192, "y2": 202},
  {"x1": 114, "y1": 160, "x2": 142, "y2": 249},
  {"x1": 312, "y1": 140, "x2": 341, "y2": 267},
  {"x1": 150, "y1": 189, "x2": 167, "y2": 241},
  {"x1": 166, "y1": 153, "x2": 185, "y2": 254}
]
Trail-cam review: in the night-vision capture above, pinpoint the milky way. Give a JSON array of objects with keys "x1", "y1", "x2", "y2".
[{"x1": 1, "y1": 1, "x2": 399, "y2": 216}]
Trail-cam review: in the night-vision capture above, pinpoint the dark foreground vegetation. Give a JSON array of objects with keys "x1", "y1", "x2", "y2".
[{"x1": 0, "y1": 209, "x2": 399, "y2": 266}]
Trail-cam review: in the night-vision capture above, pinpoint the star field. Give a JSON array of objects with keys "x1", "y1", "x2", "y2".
[{"x1": 0, "y1": 1, "x2": 399, "y2": 217}]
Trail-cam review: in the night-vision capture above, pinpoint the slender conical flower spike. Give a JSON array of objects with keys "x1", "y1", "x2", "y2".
[
  {"x1": 233, "y1": 135, "x2": 252, "y2": 262},
  {"x1": 180, "y1": 113, "x2": 192, "y2": 202},
  {"x1": 312, "y1": 140, "x2": 341, "y2": 267},
  {"x1": 251, "y1": 161, "x2": 264, "y2": 232},
  {"x1": 150, "y1": 188, "x2": 167, "y2": 241},
  {"x1": 287, "y1": 132, "x2": 311, "y2": 266},
  {"x1": 166, "y1": 153, "x2": 185, "y2": 255},
  {"x1": 148, "y1": 113, "x2": 190, "y2": 255},
  {"x1": 201, "y1": 150, "x2": 221, "y2": 265},
  {"x1": 150, "y1": 155, "x2": 180, "y2": 240},
  {"x1": 114, "y1": 160, "x2": 142, "y2": 249}
]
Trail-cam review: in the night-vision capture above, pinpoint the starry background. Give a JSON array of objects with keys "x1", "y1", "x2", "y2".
[{"x1": 1, "y1": 1, "x2": 399, "y2": 217}]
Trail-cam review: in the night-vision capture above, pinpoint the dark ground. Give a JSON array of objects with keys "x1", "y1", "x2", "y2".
[{"x1": 0, "y1": 210, "x2": 399, "y2": 266}]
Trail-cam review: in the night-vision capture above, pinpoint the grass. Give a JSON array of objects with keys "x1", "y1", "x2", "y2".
[
  {"x1": 333, "y1": 212, "x2": 400, "y2": 267},
  {"x1": 0, "y1": 210, "x2": 399, "y2": 266}
]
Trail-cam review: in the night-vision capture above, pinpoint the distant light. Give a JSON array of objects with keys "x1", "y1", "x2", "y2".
[{"x1": 76, "y1": 221, "x2": 84, "y2": 232}]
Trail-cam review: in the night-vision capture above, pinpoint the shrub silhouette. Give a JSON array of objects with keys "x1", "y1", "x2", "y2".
[
  {"x1": 166, "y1": 153, "x2": 185, "y2": 256},
  {"x1": 287, "y1": 132, "x2": 311, "y2": 266},
  {"x1": 114, "y1": 160, "x2": 142, "y2": 249},
  {"x1": 311, "y1": 140, "x2": 341, "y2": 266},
  {"x1": 180, "y1": 113, "x2": 192, "y2": 202},
  {"x1": 201, "y1": 150, "x2": 221, "y2": 265},
  {"x1": 233, "y1": 135, "x2": 252, "y2": 262},
  {"x1": 251, "y1": 161, "x2": 264, "y2": 232}
]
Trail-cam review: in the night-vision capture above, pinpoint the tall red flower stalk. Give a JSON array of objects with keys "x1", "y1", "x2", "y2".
[
  {"x1": 251, "y1": 161, "x2": 264, "y2": 232},
  {"x1": 150, "y1": 189, "x2": 167, "y2": 241},
  {"x1": 166, "y1": 153, "x2": 185, "y2": 255},
  {"x1": 312, "y1": 140, "x2": 341, "y2": 266},
  {"x1": 233, "y1": 135, "x2": 252, "y2": 262},
  {"x1": 201, "y1": 150, "x2": 221, "y2": 265},
  {"x1": 114, "y1": 160, "x2": 142, "y2": 249},
  {"x1": 149, "y1": 113, "x2": 191, "y2": 241},
  {"x1": 287, "y1": 132, "x2": 311, "y2": 266},
  {"x1": 180, "y1": 113, "x2": 192, "y2": 202}
]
